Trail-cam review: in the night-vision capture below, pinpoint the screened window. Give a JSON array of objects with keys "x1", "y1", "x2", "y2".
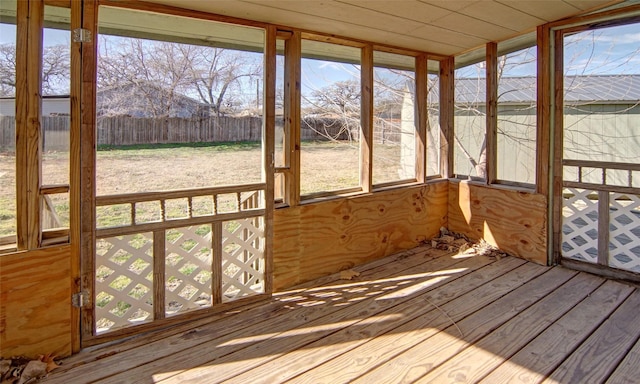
[
  {"x1": 41, "y1": 5, "x2": 71, "y2": 232},
  {"x1": 300, "y1": 39, "x2": 361, "y2": 196},
  {"x1": 563, "y1": 23, "x2": 640, "y2": 186},
  {"x1": 96, "y1": 7, "x2": 264, "y2": 197},
  {"x1": 454, "y1": 61, "x2": 487, "y2": 179},
  {"x1": 372, "y1": 51, "x2": 416, "y2": 185},
  {"x1": 427, "y1": 61, "x2": 441, "y2": 178},
  {"x1": 0, "y1": 0, "x2": 16, "y2": 248},
  {"x1": 496, "y1": 46, "x2": 537, "y2": 185}
]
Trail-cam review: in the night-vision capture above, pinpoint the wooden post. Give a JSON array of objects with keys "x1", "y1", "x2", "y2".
[
  {"x1": 360, "y1": 44, "x2": 373, "y2": 193},
  {"x1": 285, "y1": 31, "x2": 301, "y2": 206},
  {"x1": 415, "y1": 54, "x2": 428, "y2": 183},
  {"x1": 485, "y1": 42, "x2": 498, "y2": 184},
  {"x1": 153, "y1": 230, "x2": 166, "y2": 320},
  {"x1": 80, "y1": 0, "x2": 99, "y2": 344},
  {"x1": 551, "y1": 29, "x2": 565, "y2": 265},
  {"x1": 439, "y1": 57, "x2": 455, "y2": 179},
  {"x1": 597, "y1": 191, "x2": 610, "y2": 266},
  {"x1": 70, "y1": 0, "x2": 82, "y2": 354},
  {"x1": 263, "y1": 25, "x2": 277, "y2": 295},
  {"x1": 212, "y1": 222, "x2": 223, "y2": 305},
  {"x1": 537, "y1": 24, "x2": 551, "y2": 196},
  {"x1": 15, "y1": 0, "x2": 43, "y2": 250}
]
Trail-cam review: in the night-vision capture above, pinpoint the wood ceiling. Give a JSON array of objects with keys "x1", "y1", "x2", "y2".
[{"x1": 142, "y1": 0, "x2": 621, "y2": 56}]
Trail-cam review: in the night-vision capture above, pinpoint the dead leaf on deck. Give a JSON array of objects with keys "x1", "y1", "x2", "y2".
[
  {"x1": 39, "y1": 354, "x2": 60, "y2": 373},
  {"x1": 340, "y1": 269, "x2": 360, "y2": 280}
]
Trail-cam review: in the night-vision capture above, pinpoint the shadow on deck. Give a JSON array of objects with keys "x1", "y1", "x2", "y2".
[{"x1": 43, "y1": 244, "x2": 640, "y2": 384}]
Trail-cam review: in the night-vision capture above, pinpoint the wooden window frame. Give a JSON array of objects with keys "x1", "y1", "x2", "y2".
[{"x1": 1, "y1": 0, "x2": 78, "y2": 255}]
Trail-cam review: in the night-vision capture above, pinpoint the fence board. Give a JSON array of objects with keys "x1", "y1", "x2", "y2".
[{"x1": 0, "y1": 115, "x2": 391, "y2": 150}]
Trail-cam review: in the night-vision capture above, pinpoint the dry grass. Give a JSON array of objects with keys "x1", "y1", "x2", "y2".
[{"x1": 0, "y1": 141, "x2": 409, "y2": 237}]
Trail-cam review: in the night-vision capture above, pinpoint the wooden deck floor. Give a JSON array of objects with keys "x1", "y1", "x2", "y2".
[{"x1": 43, "y1": 245, "x2": 640, "y2": 384}]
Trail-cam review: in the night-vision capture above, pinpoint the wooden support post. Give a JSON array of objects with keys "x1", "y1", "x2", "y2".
[
  {"x1": 70, "y1": 5, "x2": 83, "y2": 353},
  {"x1": 15, "y1": 0, "x2": 43, "y2": 250},
  {"x1": 439, "y1": 57, "x2": 455, "y2": 179},
  {"x1": 415, "y1": 54, "x2": 428, "y2": 184},
  {"x1": 486, "y1": 42, "x2": 498, "y2": 185},
  {"x1": 263, "y1": 25, "x2": 277, "y2": 295},
  {"x1": 80, "y1": 0, "x2": 99, "y2": 344},
  {"x1": 285, "y1": 31, "x2": 301, "y2": 206},
  {"x1": 153, "y1": 230, "x2": 166, "y2": 321},
  {"x1": 552, "y1": 29, "x2": 565, "y2": 265},
  {"x1": 597, "y1": 191, "x2": 610, "y2": 266},
  {"x1": 212, "y1": 222, "x2": 223, "y2": 305},
  {"x1": 360, "y1": 44, "x2": 373, "y2": 193},
  {"x1": 537, "y1": 24, "x2": 551, "y2": 196}
]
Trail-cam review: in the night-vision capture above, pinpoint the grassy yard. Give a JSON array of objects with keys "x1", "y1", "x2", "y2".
[{"x1": 0, "y1": 140, "x2": 410, "y2": 237}]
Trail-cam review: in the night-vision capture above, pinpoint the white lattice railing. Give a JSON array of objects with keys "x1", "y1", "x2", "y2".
[
  {"x1": 609, "y1": 193, "x2": 640, "y2": 272},
  {"x1": 562, "y1": 160, "x2": 640, "y2": 274},
  {"x1": 562, "y1": 188, "x2": 599, "y2": 263},
  {"x1": 165, "y1": 225, "x2": 213, "y2": 316},
  {"x1": 95, "y1": 233, "x2": 154, "y2": 332},
  {"x1": 222, "y1": 217, "x2": 265, "y2": 301},
  {"x1": 94, "y1": 184, "x2": 266, "y2": 334}
]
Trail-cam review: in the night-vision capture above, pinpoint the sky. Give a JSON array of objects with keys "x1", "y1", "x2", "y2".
[
  {"x1": 455, "y1": 23, "x2": 640, "y2": 79},
  {"x1": 564, "y1": 23, "x2": 640, "y2": 76}
]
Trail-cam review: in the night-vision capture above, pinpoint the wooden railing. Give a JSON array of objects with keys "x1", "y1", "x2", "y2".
[
  {"x1": 0, "y1": 184, "x2": 70, "y2": 250},
  {"x1": 563, "y1": 159, "x2": 640, "y2": 194},
  {"x1": 95, "y1": 183, "x2": 266, "y2": 237},
  {"x1": 93, "y1": 182, "x2": 267, "y2": 334}
]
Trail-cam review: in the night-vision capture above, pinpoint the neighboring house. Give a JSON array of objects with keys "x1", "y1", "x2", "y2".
[
  {"x1": 1, "y1": 83, "x2": 210, "y2": 119},
  {"x1": 96, "y1": 82, "x2": 212, "y2": 118},
  {"x1": 0, "y1": 95, "x2": 70, "y2": 116},
  {"x1": 436, "y1": 74, "x2": 640, "y2": 183}
]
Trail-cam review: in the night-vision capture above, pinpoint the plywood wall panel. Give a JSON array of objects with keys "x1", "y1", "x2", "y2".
[
  {"x1": 273, "y1": 182, "x2": 448, "y2": 290},
  {"x1": 448, "y1": 181, "x2": 547, "y2": 265},
  {"x1": 0, "y1": 246, "x2": 72, "y2": 358}
]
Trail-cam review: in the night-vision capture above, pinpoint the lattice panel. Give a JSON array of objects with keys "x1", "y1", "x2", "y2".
[
  {"x1": 609, "y1": 193, "x2": 640, "y2": 272},
  {"x1": 562, "y1": 188, "x2": 599, "y2": 263},
  {"x1": 165, "y1": 225, "x2": 213, "y2": 316},
  {"x1": 95, "y1": 233, "x2": 154, "y2": 333},
  {"x1": 221, "y1": 217, "x2": 265, "y2": 302}
]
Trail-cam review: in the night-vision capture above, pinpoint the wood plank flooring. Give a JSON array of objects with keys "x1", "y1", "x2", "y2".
[{"x1": 42, "y1": 245, "x2": 640, "y2": 384}]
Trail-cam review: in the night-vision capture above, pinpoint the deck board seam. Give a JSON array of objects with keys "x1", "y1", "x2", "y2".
[
  {"x1": 225, "y1": 257, "x2": 531, "y2": 383},
  {"x1": 152, "y1": 255, "x2": 507, "y2": 383}
]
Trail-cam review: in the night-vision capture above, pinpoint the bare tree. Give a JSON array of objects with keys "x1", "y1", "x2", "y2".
[
  {"x1": 97, "y1": 37, "x2": 262, "y2": 118},
  {"x1": 0, "y1": 43, "x2": 70, "y2": 97},
  {"x1": 309, "y1": 80, "x2": 360, "y2": 116},
  {"x1": 302, "y1": 79, "x2": 361, "y2": 142},
  {"x1": 0, "y1": 44, "x2": 16, "y2": 96},
  {"x1": 187, "y1": 46, "x2": 262, "y2": 117},
  {"x1": 98, "y1": 39, "x2": 195, "y2": 118}
]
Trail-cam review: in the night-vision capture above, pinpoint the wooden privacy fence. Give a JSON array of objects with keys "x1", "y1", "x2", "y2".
[{"x1": 0, "y1": 115, "x2": 409, "y2": 150}]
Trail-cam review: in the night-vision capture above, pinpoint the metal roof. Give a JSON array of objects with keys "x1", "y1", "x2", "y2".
[{"x1": 447, "y1": 74, "x2": 640, "y2": 104}]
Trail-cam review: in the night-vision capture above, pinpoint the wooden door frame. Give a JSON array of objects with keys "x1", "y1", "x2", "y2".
[
  {"x1": 549, "y1": 9, "x2": 640, "y2": 282},
  {"x1": 79, "y1": 1, "x2": 275, "y2": 347}
]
